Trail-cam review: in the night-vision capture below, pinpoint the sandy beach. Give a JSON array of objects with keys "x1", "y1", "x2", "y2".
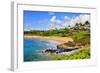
[{"x1": 24, "y1": 35, "x2": 73, "y2": 43}]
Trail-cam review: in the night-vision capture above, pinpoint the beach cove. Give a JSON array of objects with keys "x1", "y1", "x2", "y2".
[
  {"x1": 24, "y1": 35, "x2": 73, "y2": 43},
  {"x1": 24, "y1": 36, "x2": 68, "y2": 61},
  {"x1": 24, "y1": 35, "x2": 87, "y2": 61}
]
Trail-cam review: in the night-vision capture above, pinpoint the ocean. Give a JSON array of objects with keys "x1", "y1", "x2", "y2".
[{"x1": 24, "y1": 38, "x2": 61, "y2": 62}]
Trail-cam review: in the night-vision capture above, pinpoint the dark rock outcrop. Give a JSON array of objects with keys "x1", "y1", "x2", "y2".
[{"x1": 57, "y1": 41, "x2": 81, "y2": 50}]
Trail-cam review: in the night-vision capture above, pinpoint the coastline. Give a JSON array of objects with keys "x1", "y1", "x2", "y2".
[{"x1": 24, "y1": 35, "x2": 73, "y2": 43}]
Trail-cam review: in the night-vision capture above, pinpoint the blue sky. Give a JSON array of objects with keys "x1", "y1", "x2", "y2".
[{"x1": 24, "y1": 10, "x2": 90, "y2": 31}]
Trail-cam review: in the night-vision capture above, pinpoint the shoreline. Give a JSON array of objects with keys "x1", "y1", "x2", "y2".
[{"x1": 24, "y1": 35, "x2": 73, "y2": 43}]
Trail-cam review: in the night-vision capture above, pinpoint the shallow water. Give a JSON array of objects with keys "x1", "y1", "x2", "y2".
[{"x1": 24, "y1": 38, "x2": 61, "y2": 62}]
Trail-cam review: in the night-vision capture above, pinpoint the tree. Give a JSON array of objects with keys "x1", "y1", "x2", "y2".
[
  {"x1": 68, "y1": 25, "x2": 71, "y2": 28},
  {"x1": 84, "y1": 21, "x2": 90, "y2": 31},
  {"x1": 85, "y1": 21, "x2": 90, "y2": 25}
]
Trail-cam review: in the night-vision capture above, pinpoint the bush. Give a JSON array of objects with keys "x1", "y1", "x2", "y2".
[{"x1": 72, "y1": 31, "x2": 90, "y2": 46}]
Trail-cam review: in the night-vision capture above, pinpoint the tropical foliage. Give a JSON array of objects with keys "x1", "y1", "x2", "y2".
[
  {"x1": 24, "y1": 20, "x2": 90, "y2": 60},
  {"x1": 24, "y1": 21, "x2": 90, "y2": 46}
]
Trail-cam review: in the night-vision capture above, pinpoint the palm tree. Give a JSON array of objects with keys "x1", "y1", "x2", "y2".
[
  {"x1": 84, "y1": 21, "x2": 90, "y2": 31},
  {"x1": 85, "y1": 21, "x2": 90, "y2": 25},
  {"x1": 68, "y1": 25, "x2": 71, "y2": 28}
]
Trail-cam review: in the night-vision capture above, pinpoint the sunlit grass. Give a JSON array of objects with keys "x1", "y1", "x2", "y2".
[{"x1": 50, "y1": 48, "x2": 90, "y2": 60}]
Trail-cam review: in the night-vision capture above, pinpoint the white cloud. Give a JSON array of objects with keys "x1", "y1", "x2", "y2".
[
  {"x1": 24, "y1": 24, "x2": 33, "y2": 31},
  {"x1": 50, "y1": 16, "x2": 62, "y2": 26},
  {"x1": 50, "y1": 16, "x2": 56, "y2": 22},
  {"x1": 56, "y1": 20, "x2": 62, "y2": 24},
  {"x1": 70, "y1": 15, "x2": 90, "y2": 26},
  {"x1": 61, "y1": 16, "x2": 71, "y2": 26},
  {"x1": 79, "y1": 15, "x2": 90, "y2": 23},
  {"x1": 63, "y1": 16, "x2": 71, "y2": 20},
  {"x1": 50, "y1": 15, "x2": 71, "y2": 29},
  {"x1": 49, "y1": 14, "x2": 90, "y2": 29}
]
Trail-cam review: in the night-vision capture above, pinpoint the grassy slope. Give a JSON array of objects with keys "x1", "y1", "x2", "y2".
[{"x1": 50, "y1": 48, "x2": 90, "y2": 60}]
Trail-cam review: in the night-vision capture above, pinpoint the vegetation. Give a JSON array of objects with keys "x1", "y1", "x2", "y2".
[
  {"x1": 25, "y1": 20, "x2": 90, "y2": 60},
  {"x1": 50, "y1": 48, "x2": 90, "y2": 60},
  {"x1": 24, "y1": 27, "x2": 70, "y2": 37},
  {"x1": 24, "y1": 20, "x2": 90, "y2": 46},
  {"x1": 71, "y1": 31, "x2": 90, "y2": 46}
]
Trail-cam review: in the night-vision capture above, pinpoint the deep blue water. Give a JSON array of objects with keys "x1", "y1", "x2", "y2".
[{"x1": 24, "y1": 38, "x2": 60, "y2": 62}]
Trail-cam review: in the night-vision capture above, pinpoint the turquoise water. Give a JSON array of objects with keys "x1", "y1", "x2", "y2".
[{"x1": 24, "y1": 38, "x2": 60, "y2": 62}]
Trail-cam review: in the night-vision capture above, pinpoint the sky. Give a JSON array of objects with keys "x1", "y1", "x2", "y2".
[{"x1": 24, "y1": 10, "x2": 90, "y2": 31}]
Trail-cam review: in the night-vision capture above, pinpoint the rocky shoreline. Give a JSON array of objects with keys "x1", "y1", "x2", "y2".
[
  {"x1": 42, "y1": 41, "x2": 83, "y2": 55},
  {"x1": 57, "y1": 41, "x2": 82, "y2": 50}
]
